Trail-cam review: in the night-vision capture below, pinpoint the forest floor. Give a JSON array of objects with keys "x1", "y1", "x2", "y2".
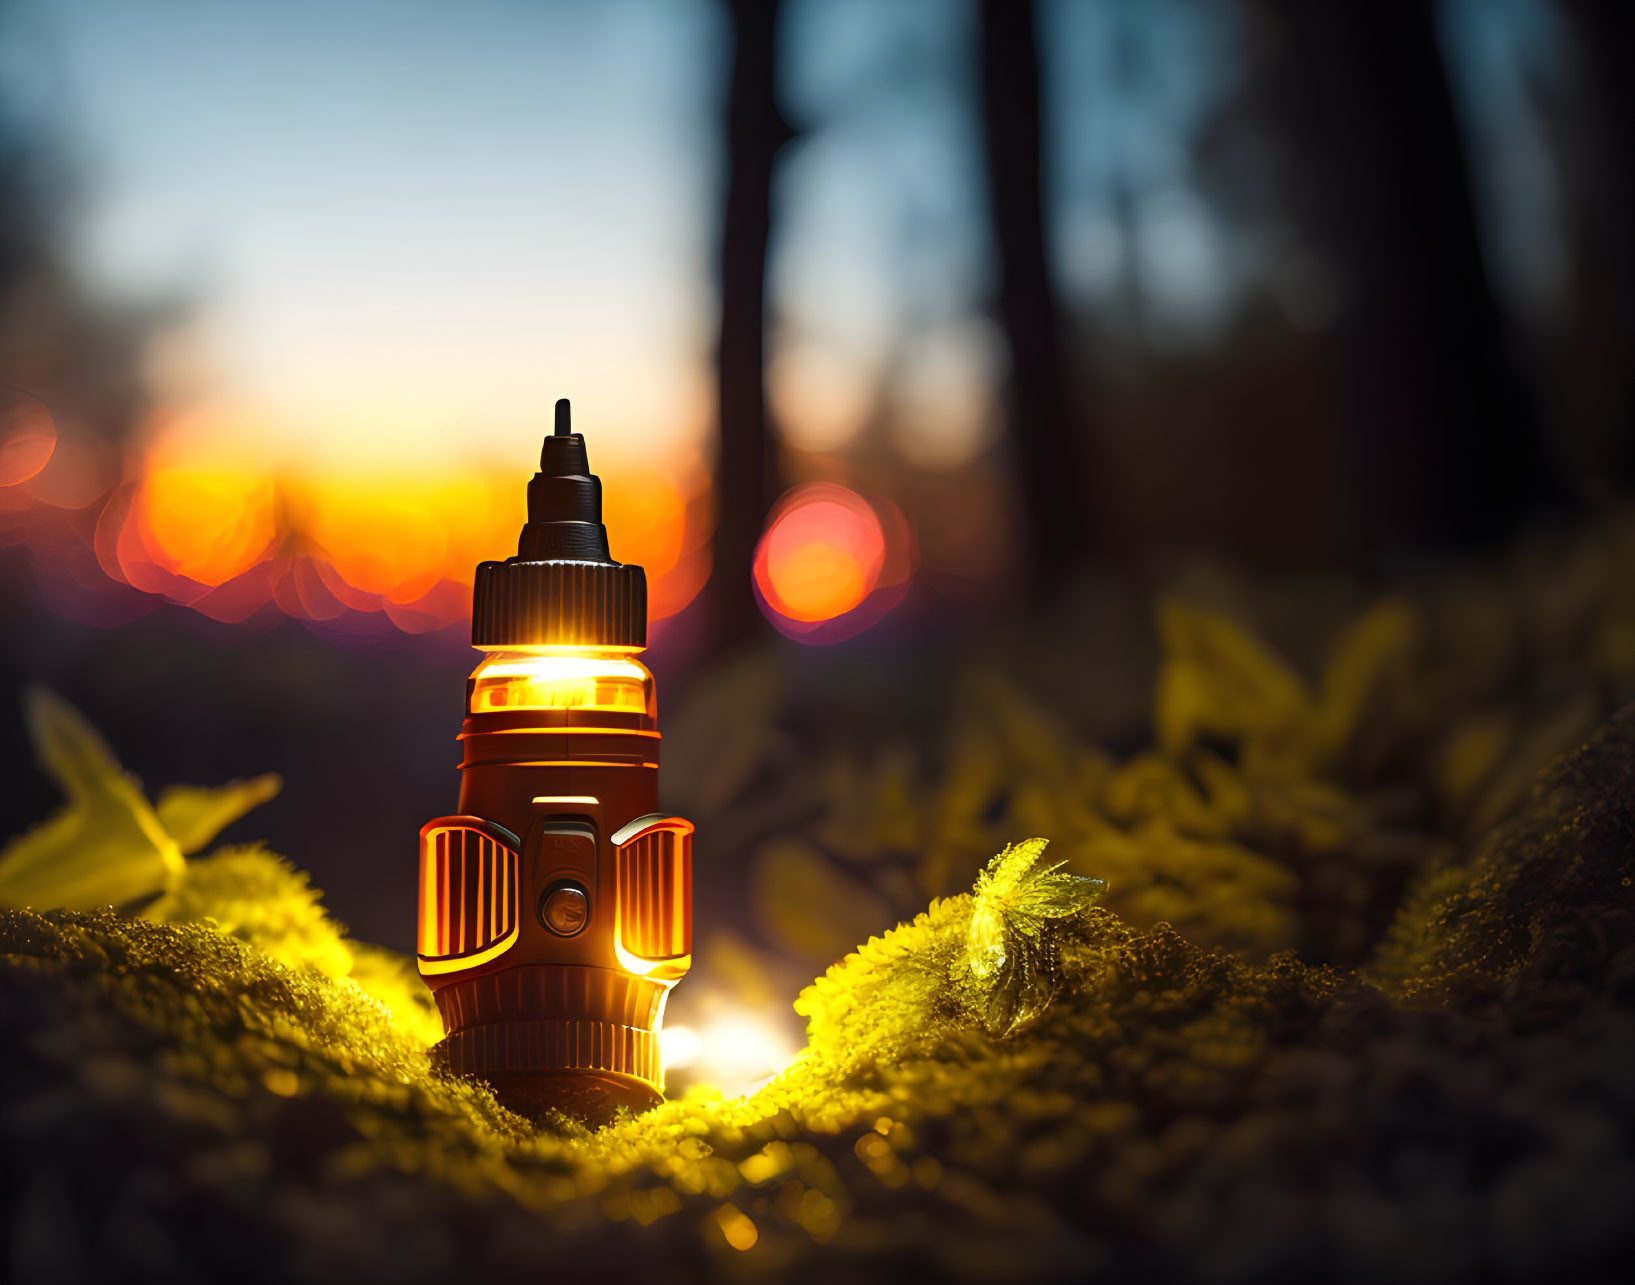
[{"x1": 4, "y1": 514, "x2": 1635, "y2": 1283}]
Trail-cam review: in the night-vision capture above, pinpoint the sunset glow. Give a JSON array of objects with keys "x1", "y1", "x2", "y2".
[{"x1": 0, "y1": 413, "x2": 717, "y2": 637}]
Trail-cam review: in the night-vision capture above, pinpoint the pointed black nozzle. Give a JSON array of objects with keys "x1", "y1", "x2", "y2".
[
  {"x1": 472, "y1": 397, "x2": 646, "y2": 647},
  {"x1": 519, "y1": 398, "x2": 614, "y2": 562}
]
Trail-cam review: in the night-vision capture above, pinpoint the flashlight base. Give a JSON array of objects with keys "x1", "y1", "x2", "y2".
[
  {"x1": 434, "y1": 1009, "x2": 666, "y2": 1125},
  {"x1": 459, "y1": 1067, "x2": 663, "y2": 1127}
]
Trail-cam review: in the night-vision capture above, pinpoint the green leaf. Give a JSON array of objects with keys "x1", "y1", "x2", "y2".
[
  {"x1": 155, "y1": 774, "x2": 283, "y2": 855},
  {"x1": 962, "y1": 839, "x2": 1103, "y2": 1036},
  {"x1": 0, "y1": 688, "x2": 183, "y2": 911},
  {"x1": 1311, "y1": 598, "x2": 1419, "y2": 764},
  {"x1": 1155, "y1": 599, "x2": 1312, "y2": 758}
]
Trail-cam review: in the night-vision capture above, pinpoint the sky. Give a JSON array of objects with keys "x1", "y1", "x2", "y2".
[
  {"x1": 19, "y1": 0, "x2": 724, "y2": 473},
  {"x1": 6, "y1": 0, "x2": 1567, "y2": 478},
  {"x1": 12, "y1": 0, "x2": 1046, "y2": 483}
]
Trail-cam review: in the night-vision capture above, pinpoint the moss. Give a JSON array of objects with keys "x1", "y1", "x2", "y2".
[
  {"x1": 1372, "y1": 700, "x2": 1635, "y2": 1005},
  {"x1": 4, "y1": 703, "x2": 1634, "y2": 1282}
]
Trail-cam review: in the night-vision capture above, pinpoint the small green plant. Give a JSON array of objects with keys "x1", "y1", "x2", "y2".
[{"x1": 0, "y1": 688, "x2": 441, "y2": 1043}]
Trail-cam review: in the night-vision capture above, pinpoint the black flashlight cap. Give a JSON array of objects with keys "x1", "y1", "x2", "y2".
[{"x1": 470, "y1": 400, "x2": 647, "y2": 648}]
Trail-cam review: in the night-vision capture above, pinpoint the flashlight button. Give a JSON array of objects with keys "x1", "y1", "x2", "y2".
[{"x1": 540, "y1": 882, "x2": 590, "y2": 936}]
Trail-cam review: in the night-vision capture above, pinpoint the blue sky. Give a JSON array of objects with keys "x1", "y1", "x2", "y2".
[{"x1": 20, "y1": 0, "x2": 723, "y2": 470}]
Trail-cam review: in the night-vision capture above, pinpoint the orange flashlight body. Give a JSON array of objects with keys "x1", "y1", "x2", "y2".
[{"x1": 414, "y1": 405, "x2": 691, "y2": 1121}]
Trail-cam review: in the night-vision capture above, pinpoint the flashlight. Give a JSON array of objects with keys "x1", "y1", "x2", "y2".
[{"x1": 416, "y1": 399, "x2": 692, "y2": 1123}]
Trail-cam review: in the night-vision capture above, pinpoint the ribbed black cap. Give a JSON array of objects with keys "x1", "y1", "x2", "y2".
[{"x1": 471, "y1": 400, "x2": 647, "y2": 648}]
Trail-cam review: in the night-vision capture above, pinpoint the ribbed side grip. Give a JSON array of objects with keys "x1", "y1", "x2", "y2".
[
  {"x1": 616, "y1": 826, "x2": 692, "y2": 960},
  {"x1": 418, "y1": 824, "x2": 519, "y2": 961}
]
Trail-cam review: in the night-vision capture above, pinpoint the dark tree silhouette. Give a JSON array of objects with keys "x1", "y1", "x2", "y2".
[
  {"x1": 1555, "y1": 0, "x2": 1635, "y2": 492},
  {"x1": 704, "y1": 0, "x2": 792, "y2": 648},
  {"x1": 977, "y1": 0, "x2": 1093, "y2": 594},
  {"x1": 0, "y1": 0, "x2": 166, "y2": 458},
  {"x1": 0, "y1": 0, "x2": 46, "y2": 322},
  {"x1": 1251, "y1": 0, "x2": 1560, "y2": 549}
]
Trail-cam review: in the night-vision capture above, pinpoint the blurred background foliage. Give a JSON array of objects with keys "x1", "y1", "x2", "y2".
[
  {"x1": 666, "y1": 506, "x2": 1635, "y2": 1036},
  {"x1": 2, "y1": 0, "x2": 1635, "y2": 1047}
]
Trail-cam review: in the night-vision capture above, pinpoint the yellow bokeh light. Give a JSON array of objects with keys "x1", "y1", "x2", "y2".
[{"x1": 714, "y1": 1203, "x2": 759, "y2": 1252}]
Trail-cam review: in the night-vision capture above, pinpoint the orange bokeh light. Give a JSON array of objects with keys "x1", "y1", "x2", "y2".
[
  {"x1": 0, "y1": 393, "x2": 58, "y2": 488},
  {"x1": 754, "y1": 483, "x2": 887, "y2": 624},
  {"x1": 133, "y1": 461, "x2": 279, "y2": 587},
  {"x1": 603, "y1": 468, "x2": 688, "y2": 580},
  {"x1": 297, "y1": 478, "x2": 497, "y2": 604},
  {"x1": 602, "y1": 455, "x2": 714, "y2": 622}
]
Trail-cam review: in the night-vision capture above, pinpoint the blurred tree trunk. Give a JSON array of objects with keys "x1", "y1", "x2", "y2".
[
  {"x1": 0, "y1": 0, "x2": 41, "y2": 312},
  {"x1": 1253, "y1": 0, "x2": 1560, "y2": 549},
  {"x1": 977, "y1": 0, "x2": 1094, "y2": 595},
  {"x1": 1555, "y1": 0, "x2": 1635, "y2": 492},
  {"x1": 705, "y1": 0, "x2": 791, "y2": 649}
]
